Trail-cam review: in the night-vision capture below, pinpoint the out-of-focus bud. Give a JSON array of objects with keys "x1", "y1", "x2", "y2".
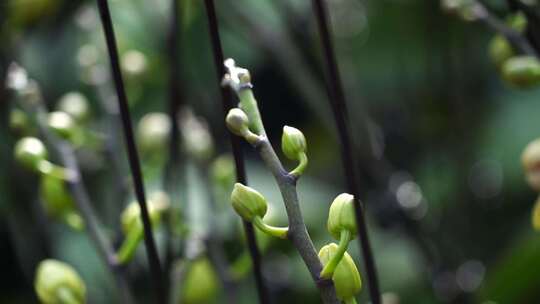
[
  {"x1": 34, "y1": 259, "x2": 86, "y2": 304},
  {"x1": 57, "y1": 92, "x2": 90, "y2": 123},
  {"x1": 210, "y1": 155, "x2": 236, "y2": 192},
  {"x1": 382, "y1": 292, "x2": 401, "y2": 304},
  {"x1": 522, "y1": 138, "x2": 540, "y2": 191},
  {"x1": 14, "y1": 137, "x2": 48, "y2": 171},
  {"x1": 230, "y1": 183, "x2": 267, "y2": 222},
  {"x1": 9, "y1": 109, "x2": 31, "y2": 135},
  {"x1": 48, "y1": 111, "x2": 76, "y2": 141},
  {"x1": 488, "y1": 13, "x2": 527, "y2": 68},
  {"x1": 281, "y1": 126, "x2": 307, "y2": 160},
  {"x1": 121, "y1": 50, "x2": 148, "y2": 78},
  {"x1": 136, "y1": 112, "x2": 171, "y2": 155},
  {"x1": 441, "y1": 0, "x2": 479, "y2": 21},
  {"x1": 327, "y1": 193, "x2": 357, "y2": 240},
  {"x1": 121, "y1": 191, "x2": 171, "y2": 234},
  {"x1": 226, "y1": 108, "x2": 250, "y2": 136},
  {"x1": 40, "y1": 174, "x2": 83, "y2": 230},
  {"x1": 501, "y1": 56, "x2": 540, "y2": 88},
  {"x1": 181, "y1": 258, "x2": 219, "y2": 304},
  {"x1": 181, "y1": 110, "x2": 214, "y2": 162},
  {"x1": 318, "y1": 243, "x2": 362, "y2": 302},
  {"x1": 532, "y1": 196, "x2": 540, "y2": 231}
]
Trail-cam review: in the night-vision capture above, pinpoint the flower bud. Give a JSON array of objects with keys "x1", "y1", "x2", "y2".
[
  {"x1": 57, "y1": 92, "x2": 90, "y2": 122},
  {"x1": 136, "y1": 112, "x2": 171, "y2": 155},
  {"x1": 318, "y1": 243, "x2": 362, "y2": 301},
  {"x1": 226, "y1": 108, "x2": 250, "y2": 136},
  {"x1": 210, "y1": 155, "x2": 235, "y2": 192},
  {"x1": 181, "y1": 258, "x2": 219, "y2": 304},
  {"x1": 522, "y1": 138, "x2": 540, "y2": 191},
  {"x1": 489, "y1": 36, "x2": 514, "y2": 69},
  {"x1": 14, "y1": 137, "x2": 48, "y2": 171},
  {"x1": 10, "y1": 109, "x2": 31, "y2": 135},
  {"x1": 48, "y1": 111, "x2": 76, "y2": 141},
  {"x1": 327, "y1": 193, "x2": 357, "y2": 240},
  {"x1": 34, "y1": 259, "x2": 86, "y2": 304},
  {"x1": 121, "y1": 50, "x2": 148, "y2": 78},
  {"x1": 533, "y1": 196, "x2": 540, "y2": 231},
  {"x1": 181, "y1": 110, "x2": 214, "y2": 162},
  {"x1": 121, "y1": 192, "x2": 170, "y2": 234},
  {"x1": 230, "y1": 183, "x2": 267, "y2": 221},
  {"x1": 281, "y1": 126, "x2": 307, "y2": 160},
  {"x1": 501, "y1": 56, "x2": 540, "y2": 88}
]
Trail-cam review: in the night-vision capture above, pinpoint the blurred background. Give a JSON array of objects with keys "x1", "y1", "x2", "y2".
[{"x1": 1, "y1": 0, "x2": 540, "y2": 303}]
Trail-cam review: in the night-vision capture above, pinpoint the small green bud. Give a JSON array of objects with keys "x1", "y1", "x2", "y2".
[
  {"x1": 136, "y1": 112, "x2": 171, "y2": 155},
  {"x1": 226, "y1": 108, "x2": 250, "y2": 136},
  {"x1": 181, "y1": 258, "x2": 219, "y2": 304},
  {"x1": 121, "y1": 191, "x2": 170, "y2": 233},
  {"x1": 533, "y1": 196, "x2": 540, "y2": 231},
  {"x1": 34, "y1": 259, "x2": 86, "y2": 304},
  {"x1": 327, "y1": 193, "x2": 357, "y2": 240},
  {"x1": 9, "y1": 109, "x2": 31, "y2": 135},
  {"x1": 501, "y1": 56, "x2": 540, "y2": 88},
  {"x1": 522, "y1": 138, "x2": 540, "y2": 191},
  {"x1": 181, "y1": 110, "x2": 214, "y2": 162},
  {"x1": 121, "y1": 50, "x2": 148, "y2": 78},
  {"x1": 318, "y1": 243, "x2": 362, "y2": 302},
  {"x1": 230, "y1": 183, "x2": 267, "y2": 221},
  {"x1": 57, "y1": 92, "x2": 90, "y2": 122},
  {"x1": 14, "y1": 137, "x2": 48, "y2": 171},
  {"x1": 489, "y1": 36, "x2": 514, "y2": 69},
  {"x1": 281, "y1": 126, "x2": 307, "y2": 160},
  {"x1": 210, "y1": 155, "x2": 236, "y2": 192},
  {"x1": 48, "y1": 111, "x2": 76, "y2": 141}
]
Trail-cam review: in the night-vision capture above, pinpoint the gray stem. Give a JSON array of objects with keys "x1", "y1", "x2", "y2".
[{"x1": 253, "y1": 137, "x2": 340, "y2": 304}]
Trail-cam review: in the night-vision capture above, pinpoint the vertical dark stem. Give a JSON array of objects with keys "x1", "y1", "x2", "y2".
[
  {"x1": 95, "y1": 1, "x2": 165, "y2": 303},
  {"x1": 202, "y1": 1, "x2": 269, "y2": 303},
  {"x1": 310, "y1": 0, "x2": 381, "y2": 303}
]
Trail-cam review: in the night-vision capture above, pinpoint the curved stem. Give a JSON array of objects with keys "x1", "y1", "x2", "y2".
[
  {"x1": 56, "y1": 287, "x2": 80, "y2": 304},
  {"x1": 320, "y1": 230, "x2": 351, "y2": 279},
  {"x1": 290, "y1": 152, "x2": 308, "y2": 177},
  {"x1": 253, "y1": 216, "x2": 289, "y2": 239},
  {"x1": 38, "y1": 160, "x2": 75, "y2": 181},
  {"x1": 117, "y1": 224, "x2": 144, "y2": 264}
]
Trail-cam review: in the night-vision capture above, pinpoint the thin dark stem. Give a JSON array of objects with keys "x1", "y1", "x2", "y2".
[
  {"x1": 163, "y1": 0, "x2": 183, "y2": 297},
  {"x1": 310, "y1": 0, "x2": 381, "y2": 303},
  {"x1": 202, "y1": 1, "x2": 269, "y2": 303},
  {"x1": 95, "y1": 1, "x2": 165, "y2": 303}
]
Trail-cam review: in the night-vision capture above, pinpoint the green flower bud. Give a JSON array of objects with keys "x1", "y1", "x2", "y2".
[
  {"x1": 34, "y1": 259, "x2": 86, "y2": 304},
  {"x1": 40, "y1": 174, "x2": 83, "y2": 230},
  {"x1": 14, "y1": 137, "x2": 48, "y2": 171},
  {"x1": 57, "y1": 92, "x2": 90, "y2": 123},
  {"x1": 48, "y1": 111, "x2": 76, "y2": 141},
  {"x1": 318, "y1": 243, "x2": 362, "y2": 302},
  {"x1": 210, "y1": 155, "x2": 235, "y2": 192},
  {"x1": 121, "y1": 191, "x2": 170, "y2": 234},
  {"x1": 226, "y1": 108, "x2": 250, "y2": 136},
  {"x1": 181, "y1": 110, "x2": 214, "y2": 162},
  {"x1": 136, "y1": 112, "x2": 171, "y2": 155},
  {"x1": 533, "y1": 196, "x2": 540, "y2": 231},
  {"x1": 501, "y1": 56, "x2": 540, "y2": 88},
  {"x1": 489, "y1": 36, "x2": 514, "y2": 69},
  {"x1": 230, "y1": 183, "x2": 267, "y2": 221},
  {"x1": 522, "y1": 138, "x2": 540, "y2": 191},
  {"x1": 9, "y1": 109, "x2": 31, "y2": 135},
  {"x1": 281, "y1": 126, "x2": 307, "y2": 160},
  {"x1": 181, "y1": 258, "x2": 219, "y2": 304},
  {"x1": 327, "y1": 193, "x2": 357, "y2": 240}
]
